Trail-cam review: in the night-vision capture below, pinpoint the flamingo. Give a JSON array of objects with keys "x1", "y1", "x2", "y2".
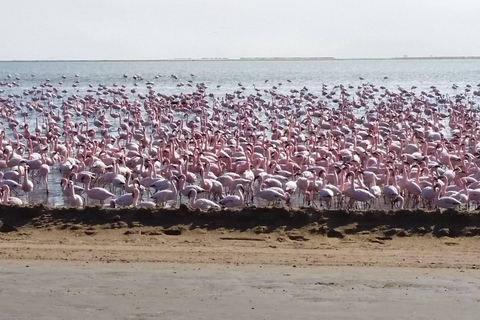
[
  {"x1": 219, "y1": 185, "x2": 245, "y2": 208},
  {"x1": 255, "y1": 175, "x2": 290, "y2": 206},
  {"x1": 434, "y1": 184, "x2": 461, "y2": 209},
  {"x1": 177, "y1": 174, "x2": 206, "y2": 201},
  {"x1": 82, "y1": 174, "x2": 115, "y2": 205},
  {"x1": 0, "y1": 172, "x2": 21, "y2": 191},
  {"x1": 39, "y1": 163, "x2": 50, "y2": 194},
  {"x1": 150, "y1": 176, "x2": 179, "y2": 206},
  {"x1": 1, "y1": 69, "x2": 480, "y2": 214},
  {"x1": 346, "y1": 171, "x2": 376, "y2": 209},
  {"x1": 60, "y1": 178, "x2": 84, "y2": 197},
  {"x1": 188, "y1": 189, "x2": 220, "y2": 210},
  {"x1": 383, "y1": 169, "x2": 399, "y2": 204},
  {"x1": 110, "y1": 192, "x2": 135, "y2": 207},
  {"x1": 21, "y1": 165, "x2": 33, "y2": 194},
  {"x1": 132, "y1": 187, "x2": 156, "y2": 207},
  {"x1": 68, "y1": 181, "x2": 84, "y2": 208},
  {"x1": 0, "y1": 185, "x2": 23, "y2": 205}
]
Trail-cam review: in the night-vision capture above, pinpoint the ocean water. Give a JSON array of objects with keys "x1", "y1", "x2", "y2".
[
  {"x1": 0, "y1": 59, "x2": 480, "y2": 207},
  {"x1": 2, "y1": 59, "x2": 480, "y2": 96}
]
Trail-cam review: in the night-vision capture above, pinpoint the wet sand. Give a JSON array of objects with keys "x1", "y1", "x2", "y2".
[
  {"x1": 1, "y1": 206, "x2": 480, "y2": 318},
  {"x1": 0, "y1": 260, "x2": 479, "y2": 320},
  {"x1": 1, "y1": 230, "x2": 480, "y2": 319}
]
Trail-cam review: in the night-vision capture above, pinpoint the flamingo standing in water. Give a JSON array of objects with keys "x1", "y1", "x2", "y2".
[
  {"x1": 132, "y1": 188, "x2": 156, "y2": 207},
  {"x1": 0, "y1": 185, "x2": 23, "y2": 205},
  {"x1": 434, "y1": 184, "x2": 461, "y2": 209},
  {"x1": 188, "y1": 189, "x2": 220, "y2": 210},
  {"x1": 255, "y1": 175, "x2": 290, "y2": 206},
  {"x1": 68, "y1": 181, "x2": 84, "y2": 208},
  {"x1": 39, "y1": 163, "x2": 50, "y2": 194},
  {"x1": 60, "y1": 177, "x2": 84, "y2": 197},
  {"x1": 82, "y1": 174, "x2": 115, "y2": 205},
  {"x1": 2, "y1": 70, "x2": 480, "y2": 213},
  {"x1": 110, "y1": 187, "x2": 156, "y2": 208},
  {"x1": 219, "y1": 185, "x2": 245, "y2": 208},
  {"x1": 110, "y1": 192, "x2": 135, "y2": 208},
  {"x1": 21, "y1": 165, "x2": 34, "y2": 197},
  {"x1": 150, "y1": 176, "x2": 179, "y2": 206},
  {"x1": 346, "y1": 171, "x2": 376, "y2": 209}
]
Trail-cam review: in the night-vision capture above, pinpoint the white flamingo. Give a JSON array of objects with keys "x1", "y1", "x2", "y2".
[
  {"x1": 132, "y1": 188, "x2": 156, "y2": 207},
  {"x1": 0, "y1": 185, "x2": 23, "y2": 205},
  {"x1": 22, "y1": 165, "x2": 33, "y2": 194},
  {"x1": 151, "y1": 176, "x2": 178, "y2": 206},
  {"x1": 255, "y1": 175, "x2": 290, "y2": 206},
  {"x1": 60, "y1": 177, "x2": 84, "y2": 197},
  {"x1": 68, "y1": 181, "x2": 84, "y2": 208},
  {"x1": 434, "y1": 184, "x2": 461, "y2": 209},
  {"x1": 346, "y1": 172, "x2": 376, "y2": 209},
  {"x1": 82, "y1": 174, "x2": 115, "y2": 205},
  {"x1": 219, "y1": 185, "x2": 245, "y2": 208},
  {"x1": 188, "y1": 189, "x2": 220, "y2": 210}
]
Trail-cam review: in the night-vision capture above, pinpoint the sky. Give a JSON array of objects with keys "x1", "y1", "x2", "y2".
[{"x1": 1, "y1": 0, "x2": 480, "y2": 60}]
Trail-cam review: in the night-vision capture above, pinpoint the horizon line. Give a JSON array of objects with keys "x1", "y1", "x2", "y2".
[{"x1": 1, "y1": 56, "x2": 480, "y2": 62}]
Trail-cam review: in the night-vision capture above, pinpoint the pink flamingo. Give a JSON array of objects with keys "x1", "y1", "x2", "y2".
[
  {"x1": 1, "y1": 185, "x2": 23, "y2": 205},
  {"x1": 219, "y1": 185, "x2": 244, "y2": 208},
  {"x1": 82, "y1": 174, "x2": 115, "y2": 205},
  {"x1": 132, "y1": 188, "x2": 156, "y2": 207},
  {"x1": 150, "y1": 176, "x2": 178, "y2": 206},
  {"x1": 255, "y1": 175, "x2": 290, "y2": 206},
  {"x1": 68, "y1": 181, "x2": 84, "y2": 207},
  {"x1": 434, "y1": 184, "x2": 461, "y2": 209},
  {"x1": 188, "y1": 189, "x2": 220, "y2": 210},
  {"x1": 21, "y1": 165, "x2": 33, "y2": 194},
  {"x1": 39, "y1": 158, "x2": 50, "y2": 194},
  {"x1": 346, "y1": 171, "x2": 376, "y2": 209}
]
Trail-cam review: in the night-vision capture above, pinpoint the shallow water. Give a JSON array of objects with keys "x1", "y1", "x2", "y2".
[{"x1": 1, "y1": 59, "x2": 479, "y2": 207}]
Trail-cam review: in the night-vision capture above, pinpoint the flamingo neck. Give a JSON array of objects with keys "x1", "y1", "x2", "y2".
[
  {"x1": 179, "y1": 177, "x2": 186, "y2": 191},
  {"x1": 170, "y1": 178, "x2": 177, "y2": 195},
  {"x1": 238, "y1": 187, "x2": 244, "y2": 203},
  {"x1": 69, "y1": 184, "x2": 75, "y2": 198},
  {"x1": 85, "y1": 176, "x2": 92, "y2": 192},
  {"x1": 132, "y1": 189, "x2": 139, "y2": 206},
  {"x1": 189, "y1": 191, "x2": 197, "y2": 206},
  {"x1": 256, "y1": 175, "x2": 265, "y2": 193},
  {"x1": 350, "y1": 174, "x2": 356, "y2": 192},
  {"x1": 3, "y1": 187, "x2": 10, "y2": 202},
  {"x1": 441, "y1": 181, "x2": 447, "y2": 196}
]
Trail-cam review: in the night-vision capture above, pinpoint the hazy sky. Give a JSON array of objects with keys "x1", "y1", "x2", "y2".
[{"x1": 2, "y1": 0, "x2": 480, "y2": 60}]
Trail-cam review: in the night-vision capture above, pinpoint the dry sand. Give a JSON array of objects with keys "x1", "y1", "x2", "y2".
[{"x1": 0, "y1": 206, "x2": 480, "y2": 319}]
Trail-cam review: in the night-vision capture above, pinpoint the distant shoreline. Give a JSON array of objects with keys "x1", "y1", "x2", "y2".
[{"x1": 2, "y1": 56, "x2": 480, "y2": 62}]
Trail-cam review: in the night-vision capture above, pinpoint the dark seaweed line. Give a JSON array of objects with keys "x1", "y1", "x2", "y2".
[{"x1": 0, "y1": 204, "x2": 479, "y2": 237}]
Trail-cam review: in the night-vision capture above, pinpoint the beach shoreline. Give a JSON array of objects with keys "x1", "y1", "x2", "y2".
[
  {"x1": 2, "y1": 204, "x2": 480, "y2": 237},
  {"x1": 0, "y1": 205, "x2": 479, "y2": 269},
  {"x1": 1, "y1": 260, "x2": 479, "y2": 320},
  {"x1": 1, "y1": 206, "x2": 480, "y2": 319}
]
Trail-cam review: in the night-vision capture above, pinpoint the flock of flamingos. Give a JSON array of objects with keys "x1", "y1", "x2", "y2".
[{"x1": 0, "y1": 72, "x2": 479, "y2": 211}]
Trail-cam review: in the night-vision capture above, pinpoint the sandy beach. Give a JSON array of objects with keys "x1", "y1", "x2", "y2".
[
  {"x1": 0, "y1": 206, "x2": 480, "y2": 319},
  {"x1": 1, "y1": 260, "x2": 480, "y2": 320}
]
